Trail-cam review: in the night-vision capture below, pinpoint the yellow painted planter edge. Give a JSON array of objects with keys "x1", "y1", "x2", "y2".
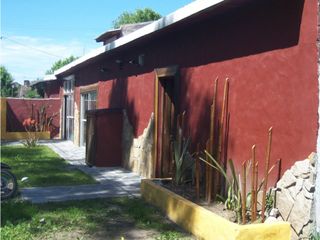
[
  {"x1": 1, "y1": 131, "x2": 51, "y2": 140},
  {"x1": 1, "y1": 98, "x2": 51, "y2": 140},
  {"x1": 141, "y1": 179, "x2": 291, "y2": 240}
]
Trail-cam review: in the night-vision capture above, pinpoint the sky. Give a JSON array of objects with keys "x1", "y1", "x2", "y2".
[{"x1": 1, "y1": 0, "x2": 192, "y2": 84}]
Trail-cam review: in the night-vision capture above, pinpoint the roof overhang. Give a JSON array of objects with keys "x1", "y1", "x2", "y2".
[
  {"x1": 43, "y1": 74, "x2": 57, "y2": 81},
  {"x1": 95, "y1": 28, "x2": 121, "y2": 42},
  {"x1": 31, "y1": 74, "x2": 57, "y2": 86},
  {"x1": 55, "y1": 0, "x2": 229, "y2": 76}
]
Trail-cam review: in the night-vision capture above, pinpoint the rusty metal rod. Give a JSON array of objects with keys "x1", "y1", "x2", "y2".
[
  {"x1": 214, "y1": 78, "x2": 229, "y2": 199},
  {"x1": 209, "y1": 78, "x2": 218, "y2": 154},
  {"x1": 222, "y1": 113, "x2": 230, "y2": 196},
  {"x1": 217, "y1": 78, "x2": 229, "y2": 165},
  {"x1": 241, "y1": 160, "x2": 247, "y2": 224},
  {"x1": 251, "y1": 145, "x2": 257, "y2": 222},
  {"x1": 259, "y1": 159, "x2": 280, "y2": 191},
  {"x1": 205, "y1": 140, "x2": 210, "y2": 201},
  {"x1": 207, "y1": 141, "x2": 213, "y2": 204},
  {"x1": 209, "y1": 78, "x2": 218, "y2": 200},
  {"x1": 254, "y1": 162, "x2": 258, "y2": 221},
  {"x1": 195, "y1": 143, "x2": 200, "y2": 202},
  {"x1": 205, "y1": 161, "x2": 209, "y2": 201},
  {"x1": 277, "y1": 158, "x2": 282, "y2": 183},
  {"x1": 181, "y1": 111, "x2": 186, "y2": 134},
  {"x1": 261, "y1": 127, "x2": 273, "y2": 222}
]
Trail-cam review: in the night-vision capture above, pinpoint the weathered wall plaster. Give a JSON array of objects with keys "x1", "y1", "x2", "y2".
[
  {"x1": 122, "y1": 111, "x2": 154, "y2": 178},
  {"x1": 315, "y1": 0, "x2": 320, "y2": 233}
]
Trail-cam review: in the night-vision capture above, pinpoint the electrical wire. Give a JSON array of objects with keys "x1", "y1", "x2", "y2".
[{"x1": 0, "y1": 35, "x2": 63, "y2": 59}]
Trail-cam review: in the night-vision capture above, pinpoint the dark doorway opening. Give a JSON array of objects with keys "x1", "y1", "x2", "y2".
[{"x1": 155, "y1": 66, "x2": 180, "y2": 178}]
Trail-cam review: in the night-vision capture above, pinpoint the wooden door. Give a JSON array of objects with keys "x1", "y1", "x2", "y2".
[
  {"x1": 80, "y1": 91, "x2": 97, "y2": 146},
  {"x1": 85, "y1": 113, "x2": 96, "y2": 166},
  {"x1": 159, "y1": 77, "x2": 177, "y2": 177}
]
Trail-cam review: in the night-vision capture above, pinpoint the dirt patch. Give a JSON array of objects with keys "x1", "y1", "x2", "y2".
[
  {"x1": 35, "y1": 201, "x2": 194, "y2": 240},
  {"x1": 158, "y1": 180, "x2": 236, "y2": 222},
  {"x1": 37, "y1": 229, "x2": 89, "y2": 240},
  {"x1": 38, "y1": 224, "x2": 192, "y2": 240}
]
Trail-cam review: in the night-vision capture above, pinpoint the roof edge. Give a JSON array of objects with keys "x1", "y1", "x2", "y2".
[{"x1": 55, "y1": 0, "x2": 226, "y2": 76}]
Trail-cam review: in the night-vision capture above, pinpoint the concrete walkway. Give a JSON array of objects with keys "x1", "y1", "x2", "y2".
[{"x1": 3, "y1": 140, "x2": 142, "y2": 203}]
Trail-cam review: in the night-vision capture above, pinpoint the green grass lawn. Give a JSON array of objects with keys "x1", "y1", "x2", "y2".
[
  {"x1": 1, "y1": 197, "x2": 193, "y2": 240},
  {"x1": 0, "y1": 145, "x2": 96, "y2": 187}
]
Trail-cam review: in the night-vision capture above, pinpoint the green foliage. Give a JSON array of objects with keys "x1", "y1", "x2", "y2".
[
  {"x1": 22, "y1": 118, "x2": 38, "y2": 147},
  {"x1": 24, "y1": 88, "x2": 41, "y2": 98},
  {"x1": 310, "y1": 231, "x2": 320, "y2": 240},
  {"x1": 202, "y1": 151, "x2": 242, "y2": 222},
  {"x1": 46, "y1": 55, "x2": 78, "y2": 74},
  {"x1": 1, "y1": 200, "x2": 37, "y2": 227},
  {"x1": 22, "y1": 132, "x2": 38, "y2": 148},
  {"x1": 1, "y1": 198, "x2": 190, "y2": 240},
  {"x1": 173, "y1": 127, "x2": 194, "y2": 185},
  {"x1": 0, "y1": 65, "x2": 17, "y2": 97},
  {"x1": 155, "y1": 231, "x2": 187, "y2": 240},
  {"x1": 113, "y1": 8, "x2": 161, "y2": 28},
  {"x1": 0, "y1": 146, "x2": 96, "y2": 187},
  {"x1": 265, "y1": 192, "x2": 274, "y2": 213}
]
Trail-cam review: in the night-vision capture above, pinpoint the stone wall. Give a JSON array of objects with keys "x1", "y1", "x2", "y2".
[
  {"x1": 274, "y1": 153, "x2": 317, "y2": 239},
  {"x1": 122, "y1": 111, "x2": 154, "y2": 178}
]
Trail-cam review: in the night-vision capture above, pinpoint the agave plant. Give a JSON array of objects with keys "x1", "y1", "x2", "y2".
[
  {"x1": 202, "y1": 151, "x2": 242, "y2": 222},
  {"x1": 173, "y1": 127, "x2": 194, "y2": 185}
]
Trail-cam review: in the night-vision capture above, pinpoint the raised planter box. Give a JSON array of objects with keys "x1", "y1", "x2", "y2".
[
  {"x1": 141, "y1": 179, "x2": 291, "y2": 240},
  {"x1": 2, "y1": 131, "x2": 51, "y2": 140},
  {"x1": 1, "y1": 98, "x2": 54, "y2": 140}
]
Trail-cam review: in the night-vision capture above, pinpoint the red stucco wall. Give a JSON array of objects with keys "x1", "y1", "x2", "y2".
[
  {"x1": 179, "y1": 0, "x2": 318, "y2": 183},
  {"x1": 59, "y1": 0, "x2": 318, "y2": 183},
  {"x1": 75, "y1": 72, "x2": 154, "y2": 137},
  {"x1": 6, "y1": 98, "x2": 61, "y2": 138}
]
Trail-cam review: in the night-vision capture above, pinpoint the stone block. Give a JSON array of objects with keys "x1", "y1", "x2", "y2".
[
  {"x1": 269, "y1": 208, "x2": 280, "y2": 218},
  {"x1": 265, "y1": 216, "x2": 280, "y2": 223},
  {"x1": 308, "y1": 152, "x2": 317, "y2": 167},
  {"x1": 292, "y1": 178, "x2": 304, "y2": 197},
  {"x1": 304, "y1": 179, "x2": 315, "y2": 193},
  {"x1": 299, "y1": 221, "x2": 313, "y2": 239},
  {"x1": 291, "y1": 160, "x2": 310, "y2": 178},
  {"x1": 288, "y1": 190, "x2": 312, "y2": 234},
  {"x1": 303, "y1": 187, "x2": 314, "y2": 200},
  {"x1": 291, "y1": 228, "x2": 299, "y2": 240},
  {"x1": 277, "y1": 170, "x2": 296, "y2": 189},
  {"x1": 275, "y1": 188, "x2": 294, "y2": 221},
  {"x1": 122, "y1": 112, "x2": 154, "y2": 178}
]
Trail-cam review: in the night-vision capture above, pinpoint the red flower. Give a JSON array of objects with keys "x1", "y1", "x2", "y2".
[
  {"x1": 23, "y1": 118, "x2": 31, "y2": 127},
  {"x1": 23, "y1": 118, "x2": 37, "y2": 127}
]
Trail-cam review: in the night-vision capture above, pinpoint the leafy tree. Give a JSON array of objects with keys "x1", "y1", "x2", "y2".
[
  {"x1": 46, "y1": 55, "x2": 78, "y2": 74},
  {"x1": 113, "y1": 8, "x2": 161, "y2": 28},
  {"x1": 0, "y1": 66, "x2": 17, "y2": 97},
  {"x1": 25, "y1": 88, "x2": 41, "y2": 98}
]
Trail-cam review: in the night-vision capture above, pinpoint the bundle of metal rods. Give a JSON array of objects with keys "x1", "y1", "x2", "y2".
[
  {"x1": 240, "y1": 127, "x2": 281, "y2": 224},
  {"x1": 194, "y1": 77, "x2": 230, "y2": 204},
  {"x1": 193, "y1": 77, "x2": 282, "y2": 225}
]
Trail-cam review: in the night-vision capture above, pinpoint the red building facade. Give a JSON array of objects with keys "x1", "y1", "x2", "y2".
[{"x1": 54, "y1": 0, "x2": 318, "y2": 184}]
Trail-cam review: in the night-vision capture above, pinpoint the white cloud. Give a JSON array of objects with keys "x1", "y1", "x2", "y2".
[{"x1": 0, "y1": 35, "x2": 94, "y2": 83}]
